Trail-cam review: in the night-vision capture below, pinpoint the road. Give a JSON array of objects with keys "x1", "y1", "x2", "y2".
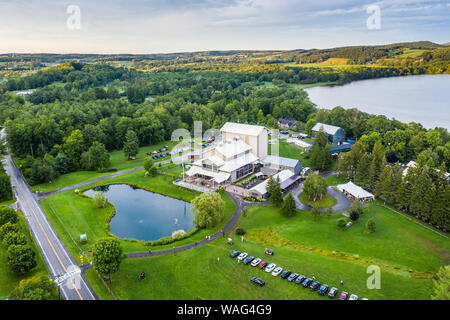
[{"x1": 1, "y1": 130, "x2": 96, "y2": 300}]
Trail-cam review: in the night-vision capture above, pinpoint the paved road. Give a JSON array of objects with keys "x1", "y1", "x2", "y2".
[
  {"x1": 126, "y1": 192, "x2": 262, "y2": 259},
  {"x1": 291, "y1": 183, "x2": 352, "y2": 213},
  {"x1": 2, "y1": 155, "x2": 97, "y2": 300}
]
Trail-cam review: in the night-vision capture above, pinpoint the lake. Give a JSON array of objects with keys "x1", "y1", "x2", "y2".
[
  {"x1": 84, "y1": 184, "x2": 194, "y2": 241},
  {"x1": 305, "y1": 74, "x2": 450, "y2": 129}
]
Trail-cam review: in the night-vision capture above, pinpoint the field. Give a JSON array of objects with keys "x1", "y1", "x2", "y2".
[
  {"x1": 0, "y1": 213, "x2": 49, "y2": 297},
  {"x1": 269, "y1": 140, "x2": 311, "y2": 167},
  {"x1": 91, "y1": 204, "x2": 448, "y2": 300},
  {"x1": 298, "y1": 192, "x2": 337, "y2": 208}
]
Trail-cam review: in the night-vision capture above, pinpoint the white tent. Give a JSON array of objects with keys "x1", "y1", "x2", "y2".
[{"x1": 337, "y1": 181, "x2": 374, "y2": 201}]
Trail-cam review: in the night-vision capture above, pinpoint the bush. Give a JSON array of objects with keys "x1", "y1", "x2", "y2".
[
  {"x1": 147, "y1": 228, "x2": 199, "y2": 246},
  {"x1": 337, "y1": 219, "x2": 347, "y2": 230},
  {"x1": 2, "y1": 231, "x2": 27, "y2": 248},
  {"x1": 93, "y1": 191, "x2": 107, "y2": 208},
  {"x1": 171, "y1": 229, "x2": 186, "y2": 239},
  {"x1": 349, "y1": 211, "x2": 360, "y2": 221},
  {"x1": 0, "y1": 222, "x2": 20, "y2": 240},
  {"x1": 349, "y1": 200, "x2": 364, "y2": 215},
  {"x1": 235, "y1": 227, "x2": 246, "y2": 236},
  {"x1": 0, "y1": 206, "x2": 18, "y2": 227},
  {"x1": 7, "y1": 245, "x2": 37, "y2": 273},
  {"x1": 10, "y1": 275, "x2": 59, "y2": 300},
  {"x1": 365, "y1": 219, "x2": 376, "y2": 233}
]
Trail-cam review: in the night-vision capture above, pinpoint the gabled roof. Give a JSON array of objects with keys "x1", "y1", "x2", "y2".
[
  {"x1": 219, "y1": 152, "x2": 259, "y2": 172},
  {"x1": 214, "y1": 138, "x2": 252, "y2": 159},
  {"x1": 220, "y1": 122, "x2": 267, "y2": 136},
  {"x1": 250, "y1": 169, "x2": 295, "y2": 195},
  {"x1": 337, "y1": 181, "x2": 374, "y2": 199},
  {"x1": 312, "y1": 123, "x2": 343, "y2": 135},
  {"x1": 263, "y1": 155, "x2": 300, "y2": 168}
]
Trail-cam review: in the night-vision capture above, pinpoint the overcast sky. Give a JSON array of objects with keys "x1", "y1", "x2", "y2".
[{"x1": 1, "y1": 0, "x2": 449, "y2": 53}]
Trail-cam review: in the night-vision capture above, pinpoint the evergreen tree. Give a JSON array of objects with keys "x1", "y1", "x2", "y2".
[
  {"x1": 281, "y1": 193, "x2": 296, "y2": 217},
  {"x1": 310, "y1": 128, "x2": 332, "y2": 171},
  {"x1": 267, "y1": 176, "x2": 283, "y2": 207},
  {"x1": 355, "y1": 153, "x2": 371, "y2": 188},
  {"x1": 123, "y1": 130, "x2": 140, "y2": 160},
  {"x1": 368, "y1": 140, "x2": 386, "y2": 189}
]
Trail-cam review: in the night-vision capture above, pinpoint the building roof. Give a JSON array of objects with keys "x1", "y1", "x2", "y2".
[
  {"x1": 280, "y1": 175, "x2": 301, "y2": 190},
  {"x1": 278, "y1": 118, "x2": 297, "y2": 125},
  {"x1": 214, "y1": 138, "x2": 252, "y2": 159},
  {"x1": 220, "y1": 122, "x2": 267, "y2": 136},
  {"x1": 250, "y1": 169, "x2": 295, "y2": 196},
  {"x1": 219, "y1": 152, "x2": 259, "y2": 172},
  {"x1": 263, "y1": 155, "x2": 300, "y2": 168},
  {"x1": 312, "y1": 123, "x2": 343, "y2": 135},
  {"x1": 185, "y1": 166, "x2": 230, "y2": 184},
  {"x1": 337, "y1": 181, "x2": 374, "y2": 199}
]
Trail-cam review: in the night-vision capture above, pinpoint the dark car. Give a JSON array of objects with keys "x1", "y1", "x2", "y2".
[
  {"x1": 295, "y1": 275, "x2": 306, "y2": 285},
  {"x1": 230, "y1": 250, "x2": 241, "y2": 258},
  {"x1": 318, "y1": 284, "x2": 329, "y2": 295},
  {"x1": 302, "y1": 278, "x2": 313, "y2": 288},
  {"x1": 281, "y1": 270, "x2": 292, "y2": 279},
  {"x1": 258, "y1": 261, "x2": 268, "y2": 269},
  {"x1": 328, "y1": 287, "x2": 338, "y2": 298},
  {"x1": 287, "y1": 273, "x2": 299, "y2": 282},
  {"x1": 310, "y1": 281, "x2": 321, "y2": 291},
  {"x1": 250, "y1": 277, "x2": 265, "y2": 287},
  {"x1": 264, "y1": 248, "x2": 274, "y2": 255},
  {"x1": 243, "y1": 256, "x2": 254, "y2": 265}
]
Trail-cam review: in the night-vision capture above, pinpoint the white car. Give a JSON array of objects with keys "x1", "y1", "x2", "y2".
[
  {"x1": 349, "y1": 294, "x2": 358, "y2": 300},
  {"x1": 237, "y1": 252, "x2": 248, "y2": 261},
  {"x1": 272, "y1": 267, "x2": 283, "y2": 276},
  {"x1": 251, "y1": 258, "x2": 262, "y2": 267},
  {"x1": 265, "y1": 263, "x2": 276, "y2": 273}
]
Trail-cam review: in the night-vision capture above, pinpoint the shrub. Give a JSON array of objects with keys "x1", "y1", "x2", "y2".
[
  {"x1": 350, "y1": 200, "x2": 364, "y2": 215},
  {"x1": 7, "y1": 245, "x2": 37, "y2": 273},
  {"x1": 365, "y1": 219, "x2": 376, "y2": 233},
  {"x1": 337, "y1": 219, "x2": 347, "y2": 230},
  {"x1": 0, "y1": 206, "x2": 18, "y2": 227},
  {"x1": 0, "y1": 222, "x2": 20, "y2": 240},
  {"x1": 10, "y1": 275, "x2": 59, "y2": 300},
  {"x1": 93, "y1": 191, "x2": 107, "y2": 208},
  {"x1": 235, "y1": 227, "x2": 246, "y2": 236},
  {"x1": 2, "y1": 231, "x2": 27, "y2": 248},
  {"x1": 171, "y1": 229, "x2": 186, "y2": 239},
  {"x1": 349, "y1": 211, "x2": 360, "y2": 221}
]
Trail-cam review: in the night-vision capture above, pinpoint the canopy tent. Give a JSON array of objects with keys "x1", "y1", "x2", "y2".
[{"x1": 337, "y1": 181, "x2": 374, "y2": 201}]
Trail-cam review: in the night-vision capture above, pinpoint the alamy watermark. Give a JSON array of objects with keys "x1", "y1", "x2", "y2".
[
  {"x1": 66, "y1": 5, "x2": 81, "y2": 30},
  {"x1": 366, "y1": 265, "x2": 381, "y2": 289},
  {"x1": 366, "y1": 4, "x2": 381, "y2": 30}
]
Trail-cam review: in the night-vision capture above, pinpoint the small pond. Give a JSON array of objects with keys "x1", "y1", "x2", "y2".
[{"x1": 84, "y1": 184, "x2": 194, "y2": 241}]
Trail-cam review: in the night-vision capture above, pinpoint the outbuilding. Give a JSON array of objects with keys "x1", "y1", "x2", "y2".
[
  {"x1": 337, "y1": 181, "x2": 375, "y2": 202},
  {"x1": 312, "y1": 123, "x2": 346, "y2": 144}
]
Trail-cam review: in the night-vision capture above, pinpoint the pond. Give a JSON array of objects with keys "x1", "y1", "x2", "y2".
[
  {"x1": 305, "y1": 74, "x2": 450, "y2": 129},
  {"x1": 84, "y1": 184, "x2": 194, "y2": 241}
]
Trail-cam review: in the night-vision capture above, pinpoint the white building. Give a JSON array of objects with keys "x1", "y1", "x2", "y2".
[
  {"x1": 249, "y1": 169, "x2": 296, "y2": 198},
  {"x1": 337, "y1": 181, "x2": 375, "y2": 202}
]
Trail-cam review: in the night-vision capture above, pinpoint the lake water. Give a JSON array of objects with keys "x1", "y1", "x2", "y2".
[
  {"x1": 305, "y1": 74, "x2": 450, "y2": 129},
  {"x1": 84, "y1": 184, "x2": 194, "y2": 241}
]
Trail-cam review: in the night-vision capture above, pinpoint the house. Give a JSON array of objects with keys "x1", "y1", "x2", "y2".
[
  {"x1": 185, "y1": 122, "x2": 268, "y2": 187},
  {"x1": 337, "y1": 181, "x2": 375, "y2": 202},
  {"x1": 277, "y1": 118, "x2": 297, "y2": 130},
  {"x1": 263, "y1": 155, "x2": 302, "y2": 175},
  {"x1": 249, "y1": 169, "x2": 299, "y2": 198},
  {"x1": 312, "y1": 123, "x2": 346, "y2": 144}
]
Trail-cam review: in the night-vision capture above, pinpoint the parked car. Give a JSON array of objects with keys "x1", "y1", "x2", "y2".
[
  {"x1": 272, "y1": 267, "x2": 283, "y2": 277},
  {"x1": 295, "y1": 275, "x2": 306, "y2": 285},
  {"x1": 287, "y1": 273, "x2": 299, "y2": 282},
  {"x1": 361, "y1": 298, "x2": 369, "y2": 300},
  {"x1": 146, "y1": 152, "x2": 152, "y2": 156},
  {"x1": 349, "y1": 294, "x2": 358, "y2": 301},
  {"x1": 310, "y1": 281, "x2": 321, "y2": 291},
  {"x1": 237, "y1": 252, "x2": 248, "y2": 261},
  {"x1": 264, "y1": 248, "x2": 274, "y2": 255},
  {"x1": 280, "y1": 270, "x2": 291, "y2": 279},
  {"x1": 250, "y1": 277, "x2": 265, "y2": 287},
  {"x1": 302, "y1": 278, "x2": 313, "y2": 288},
  {"x1": 318, "y1": 284, "x2": 329, "y2": 295},
  {"x1": 243, "y1": 256, "x2": 254, "y2": 265},
  {"x1": 265, "y1": 263, "x2": 276, "y2": 273},
  {"x1": 328, "y1": 287, "x2": 338, "y2": 298},
  {"x1": 339, "y1": 292, "x2": 349, "y2": 300},
  {"x1": 251, "y1": 258, "x2": 262, "y2": 267},
  {"x1": 164, "y1": 145, "x2": 168, "y2": 149},
  {"x1": 258, "y1": 261, "x2": 268, "y2": 269},
  {"x1": 230, "y1": 250, "x2": 240, "y2": 258}
]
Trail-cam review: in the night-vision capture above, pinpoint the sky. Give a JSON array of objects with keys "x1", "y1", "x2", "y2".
[{"x1": 0, "y1": 0, "x2": 449, "y2": 53}]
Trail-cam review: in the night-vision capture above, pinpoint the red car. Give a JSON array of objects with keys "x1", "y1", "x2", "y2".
[
  {"x1": 258, "y1": 261, "x2": 268, "y2": 269},
  {"x1": 339, "y1": 291, "x2": 348, "y2": 300}
]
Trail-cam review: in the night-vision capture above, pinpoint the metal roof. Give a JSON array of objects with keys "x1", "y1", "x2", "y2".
[
  {"x1": 263, "y1": 155, "x2": 300, "y2": 168},
  {"x1": 220, "y1": 122, "x2": 267, "y2": 136},
  {"x1": 312, "y1": 123, "x2": 343, "y2": 135}
]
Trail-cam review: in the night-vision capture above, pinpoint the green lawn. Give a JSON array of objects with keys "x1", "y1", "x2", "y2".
[
  {"x1": 269, "y1": 140, "x2": 311, "y2": 168},
  {"x1": 41, "y1": 170, "x2": 236, "y2": 260},
  {"x1": 0, "y1": 213, "x2": 49, "y2": 297},
  {"x1": 325, "y1": 174, "x2": 346, "y2": 186},
  {"x1": 31, "y1": 140, "x2": 176, "y2": 193},
  {"x1": 298, "y1": 192, "x2": 337, "y2": 208}
]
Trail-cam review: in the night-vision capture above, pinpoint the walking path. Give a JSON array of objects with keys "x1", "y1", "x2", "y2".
[{"x1": 126, "y1": 192, "x2": 262, "y2": 259}]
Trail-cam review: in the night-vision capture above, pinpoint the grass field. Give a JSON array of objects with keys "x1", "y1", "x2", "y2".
[
  {"x1": 269, "y1": 140, "x2": 311, "y2": 168},
  {"x1": 325, "y1": 174, "x2": 346, "y2": 186},
  {"x1": 298, "y1": 192, "x2": 337, "y2": 208},
  {"x1": 29, "y1": 140, "x2": 176, "y2": 193},
  {"x1": 90, "y1": 203, "x2": 448, "y2": 300},
  {"x1": 0, "y1": 212, "x2": 49, "y2": 297},
  {"x1": 41, "y1": 171, "x2": 236, "y2": 260}
]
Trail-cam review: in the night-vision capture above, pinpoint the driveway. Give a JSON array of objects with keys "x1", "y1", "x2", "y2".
[{"x1": 290, "y1": 183, "x2": 352, "y2": 213}]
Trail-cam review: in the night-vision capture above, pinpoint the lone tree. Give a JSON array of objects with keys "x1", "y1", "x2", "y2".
[
  {"x1": 92, "y1": 238, "x2": 123, "y2": 282},
  {"x1": 303, "y1": 173, "x2": 328, "y2": 202},
  {"x1": 123, "y1": 130, "x2": 140, "y2": 160},
  {"x1": 310, "y1": 127, "x2": 332, "y2": 171},
  {"x1": 143, "y1": 157, "x2": 153, "y2": 173},
  {"x1": 93, "y1": 191, "x2": 107, "y2": 208},
  {"x1": 266, "y1": 176, "x2": 283, "y2": 207},
  {"x1": 191, "y1": 192, "x2": 225, "y2": 228},
  {"x1": 365, "y1": 219, "x2": 376, "y2": 233},
  {"x1": 282, "y1": 193, "x2": 296, "y2": 217}
]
